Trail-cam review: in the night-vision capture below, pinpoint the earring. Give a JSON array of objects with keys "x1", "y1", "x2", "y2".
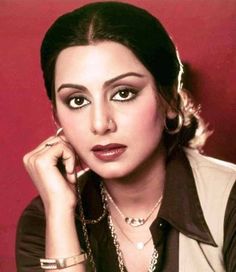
[
  {"x1": 56, "y1": 127, "x2": 63, "y2": 136},
  {"x1": 164, "y1": 113, "x2": 183, "y2": 135}
]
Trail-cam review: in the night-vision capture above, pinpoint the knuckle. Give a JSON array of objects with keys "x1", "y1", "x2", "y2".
[
  {"x1": 58, "y1": 141, "x2": 73, "y2": 154},
  {"x1": 33, "y1": 155, "x2": 48, "y2": 169},
  {"x1": 23, "y1": 152, "x2": 34, "y2": 167},
  {"x1": 25, "y1": 153, "x2": 47, "y2": 170},
  {"x1": 23, "y1": 153, "x2": 29, "y2": 165}
]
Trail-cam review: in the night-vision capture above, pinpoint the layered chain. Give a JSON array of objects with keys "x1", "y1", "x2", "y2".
[
  {"x1": 149, "y1": 249, "x2": 159, "y2": 272},
  {"x1": 105, "y1": 187, "x2": 163, "y2": 228},
  {"x1": 103, "y1": 186, "x2": 159, "y2": 272},
  {"x1": 76, "y1": 182, "x2": 97, "y2": 271},
  {"x1": 76, "y1": 180, "x2": 159, "y2": 272},
  {"x1": 107, "y1": 215, "x2": 126, "y2": 272}
]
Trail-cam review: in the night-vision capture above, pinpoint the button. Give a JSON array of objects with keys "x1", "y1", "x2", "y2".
[{"x1": 158, "y1": 220, "x2": 166, "y2": 229}]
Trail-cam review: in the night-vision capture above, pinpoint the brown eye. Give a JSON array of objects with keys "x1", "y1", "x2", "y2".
[
  {"x1": 68, "y1": 96, "x2": 90, "y2": 109},
  {"x1": 119, "y1": 90, "x2": 130, "y2": 98},
  {"x1": 111, "y1": 88, "x2": 138, "y2": 102}
]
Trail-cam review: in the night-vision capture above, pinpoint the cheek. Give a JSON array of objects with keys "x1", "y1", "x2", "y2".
[
  {"x1": 124, "y1": 99, "x2": 164, "y2": 136},
  {"x1": 57, "y1": 110, "x2": 88, "y2": 145}
]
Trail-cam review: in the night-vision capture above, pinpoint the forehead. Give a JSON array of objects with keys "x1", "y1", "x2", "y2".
[{"x1": 54, "y1": 41, "x2": 153, "y2": 88}]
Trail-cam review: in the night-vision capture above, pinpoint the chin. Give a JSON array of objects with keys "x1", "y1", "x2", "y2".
[
  {"x1": 90, "y1": 164, "x2": 131, "y2": 180},
  {"x1": 95, "y1": 169, "x2": 126, "y2": 180}
]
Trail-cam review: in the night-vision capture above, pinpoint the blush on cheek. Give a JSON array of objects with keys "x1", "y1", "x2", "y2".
[
  {"x1": 136, "y1": 101, "x2": 164, "y2": 130},
  {"x1": 59, "y1": 118, "x2": 86, "y2": 144}
]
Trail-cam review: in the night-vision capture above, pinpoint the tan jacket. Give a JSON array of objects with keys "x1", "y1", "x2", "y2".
[{"x1": 179, "y1": 149, "x2": 236, "y2": 271}]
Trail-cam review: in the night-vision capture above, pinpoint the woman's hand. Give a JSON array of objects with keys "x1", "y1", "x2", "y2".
[
  {"x1": 23, "y1": 133, "x2": 78, "y2": 215},
  {"x1": 24, "y1": 133, "x2": 87, "y2": 271}
]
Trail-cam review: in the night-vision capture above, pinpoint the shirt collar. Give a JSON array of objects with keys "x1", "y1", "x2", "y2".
[
  {"x1": 77, "y1": 148, "x2": 217, "y2": 246},
  {"x1": 157, "y1": 148, "x2": 217, "y2": 246}
]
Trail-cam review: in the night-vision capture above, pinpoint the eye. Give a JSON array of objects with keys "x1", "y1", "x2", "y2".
[
  {"x1": 111, "y1": 88, "x2": 138, "y2": 102},
  {"x1": 68, "y1": 96, "x2": 90, "y2": 109}
]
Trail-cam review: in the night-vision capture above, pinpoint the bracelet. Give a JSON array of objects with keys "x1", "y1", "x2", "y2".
[{"x1": 40, "y1": 252, "x2": 87, "y2": 270}]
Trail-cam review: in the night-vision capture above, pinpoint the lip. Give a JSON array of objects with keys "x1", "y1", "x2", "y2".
[{"x1": 91, "y1": 143, "x2": 127, "y2": 162}]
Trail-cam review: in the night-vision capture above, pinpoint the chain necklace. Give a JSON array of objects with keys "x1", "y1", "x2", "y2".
[
  {"x1": 112, "y1": 214, "x2": 153, "y2": 250},
  {"x1": 108, "y1": 215, "x2": 159, "y2": 272},
  {"x1": 103, "y1": 185, "x2": 159, "y2": 272},
  {"x1": 76, "y1": 180, "x2": 108, "y2": 271},
  {"x1": 105, "y1": 188, "x2": 163, "y2": 227},
  {"x1": 77, "y1": 179, "x2": 159, "y2": 272},
  {"x1": 76, "y1": 171, "x2": 107, "y2": 225}
]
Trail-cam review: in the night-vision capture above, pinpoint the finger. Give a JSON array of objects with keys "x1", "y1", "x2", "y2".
[
  {"x1": 39, "y1": 140, "x2": 75, "y2": 172},
  {"x1": 36, "y1": 132, "x2": 70, "y2": 150},
  {"x1": 23, "y1": 136, "x2": 57, "y2": 167},
  {"x1": 66, "y1": 167, "x2": 90, "y2": 185},
  {"x1": 25, "y1": 133, "x2": 71, "y2": 161},
  {"x1": 50, "y1": 143, "x2": 77, "y2": 184},
  {"x1": 24, "y1": 140, "x2": 75, "y2": 175},
  {"x1": 54, "y1": 127, "x2": 70, "y2": 144},
  {"x1": 25, "y1": 128, "x2": 71, "y2": 160},
  {"x1": 24, "y1": 136, "x2": 57, "y2": 158},
  {"x1": 66, "y1": 171, "x2": 77, "y2": 184},
  {"x1": 57, "y1": 133, "x2": 70, "y2": 145}
]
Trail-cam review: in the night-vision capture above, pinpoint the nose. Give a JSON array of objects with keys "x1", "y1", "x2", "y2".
[{"x1": 90, "y1": 103, "x2": 116, "y2": 135}]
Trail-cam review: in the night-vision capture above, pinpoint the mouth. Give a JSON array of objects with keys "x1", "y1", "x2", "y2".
[{"x1": 91, "y1": 143, "x2": 127, "y2": 162}]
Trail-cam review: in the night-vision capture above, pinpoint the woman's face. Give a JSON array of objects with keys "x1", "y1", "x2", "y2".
[{"x1": 55, "y1": 41, "x2": 170, "y2": 179}]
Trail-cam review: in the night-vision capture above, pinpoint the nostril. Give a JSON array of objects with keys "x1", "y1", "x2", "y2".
[{"x1": 91, "y1": 117, "x2": 116, "y2": 135}]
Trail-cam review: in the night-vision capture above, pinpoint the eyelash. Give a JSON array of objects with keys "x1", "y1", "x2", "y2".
[
  {"x1": 111, "y1": 87, "x2": 139, "y2": 102},
  {"x1": 66, "y1": 88, "x2": 139, "y2": 109},
  {"x1": 67, "y1": 96, "x2": 90, "y2": 109}
]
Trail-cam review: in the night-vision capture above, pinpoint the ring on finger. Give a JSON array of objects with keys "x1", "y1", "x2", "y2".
[{"x1": 45, "y1": 142, "x2": 57, "y2": 148}]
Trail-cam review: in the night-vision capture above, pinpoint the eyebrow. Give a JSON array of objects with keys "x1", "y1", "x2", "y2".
[{"x1": 57, "y1": 72, "x2": 145, "y2": 93}]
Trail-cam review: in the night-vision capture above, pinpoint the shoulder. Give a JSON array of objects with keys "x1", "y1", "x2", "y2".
[
  {"x1": 184, "y1": 148, "x2": 236, "y2": 209},
  {"x1": 17, "y1": 196, "x2": 46, "y2": 231},
  {"x1": 185, "y1": 148, "x2": 236, "y2": 171},
  {"x1": 16, "y1": 196, "x2": 46, "y2": 271},
  {"x1": 184, "y1": 148, "x2": 236, "y2": 186},
  {"x1": 21, "y1": 196, "x2": 45, "y2": 215}
]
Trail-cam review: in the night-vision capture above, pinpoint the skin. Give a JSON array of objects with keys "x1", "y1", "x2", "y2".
[
  {"x1": 55, "y1": 41, "x2": 167, "y2": 179},
  {"x1": 23, "y1": 41, "x2": 176, "y2": 272}
]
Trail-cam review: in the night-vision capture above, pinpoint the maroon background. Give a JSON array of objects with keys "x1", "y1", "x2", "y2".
[{"x1": 0, "y1": 0, "x2": 235, "y2": 270}]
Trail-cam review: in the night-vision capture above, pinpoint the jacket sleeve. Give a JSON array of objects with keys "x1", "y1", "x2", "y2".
[
  {"x1": 16, "y1": 196, "x2": 46, "y2": 272},
  {"x1": 223, "y1": 181, "x2": 236, "y2": 272}
]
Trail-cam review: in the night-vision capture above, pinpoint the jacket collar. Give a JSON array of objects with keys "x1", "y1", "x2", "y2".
[
  {"x1": 157, "y1": 148, "x2": 217, "y2": 246},
  {"x1": 77, "y1": 148, "x2": 217, "y2": 246}
]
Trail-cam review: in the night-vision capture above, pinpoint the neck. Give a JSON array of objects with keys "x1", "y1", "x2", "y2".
[{"x1": 103, "y1": 143, "x2": 166, "y2": 217}]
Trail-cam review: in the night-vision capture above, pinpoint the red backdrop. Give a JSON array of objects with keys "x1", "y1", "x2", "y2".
[{"x1": 0, "y1": 0, "x2": 235, "y2": 270}]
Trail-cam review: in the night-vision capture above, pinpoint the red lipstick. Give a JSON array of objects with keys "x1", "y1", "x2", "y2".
[{"x1": 91, "y1": 143, "x2": 127, "y2": 161}]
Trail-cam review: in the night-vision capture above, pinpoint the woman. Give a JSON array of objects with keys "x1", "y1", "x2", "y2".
[{"x1": 16, "y1": 2, "x2": 236, "y2": 271}]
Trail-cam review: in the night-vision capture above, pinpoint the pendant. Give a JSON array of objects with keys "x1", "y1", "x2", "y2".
[
  {"x1": 125, "y1": 217, "x2": 145, "y2": 227},
  {"x1": 136, "y1": 242, "x2": 145, "y2": 250}
]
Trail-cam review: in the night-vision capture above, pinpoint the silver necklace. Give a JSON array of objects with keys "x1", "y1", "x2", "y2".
[
  {"x1": 112, "y1": 214, "x2": 153, "y2": 250},
  {"x1": 102, "y1": 185, "x2": 159, "y2": 272},
  {"x1": 105, "y1": 188, "x2": 163, "y2": 227},
  {"x1": 108, "y1": 215, "x2": 159, "y2": 272}
]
